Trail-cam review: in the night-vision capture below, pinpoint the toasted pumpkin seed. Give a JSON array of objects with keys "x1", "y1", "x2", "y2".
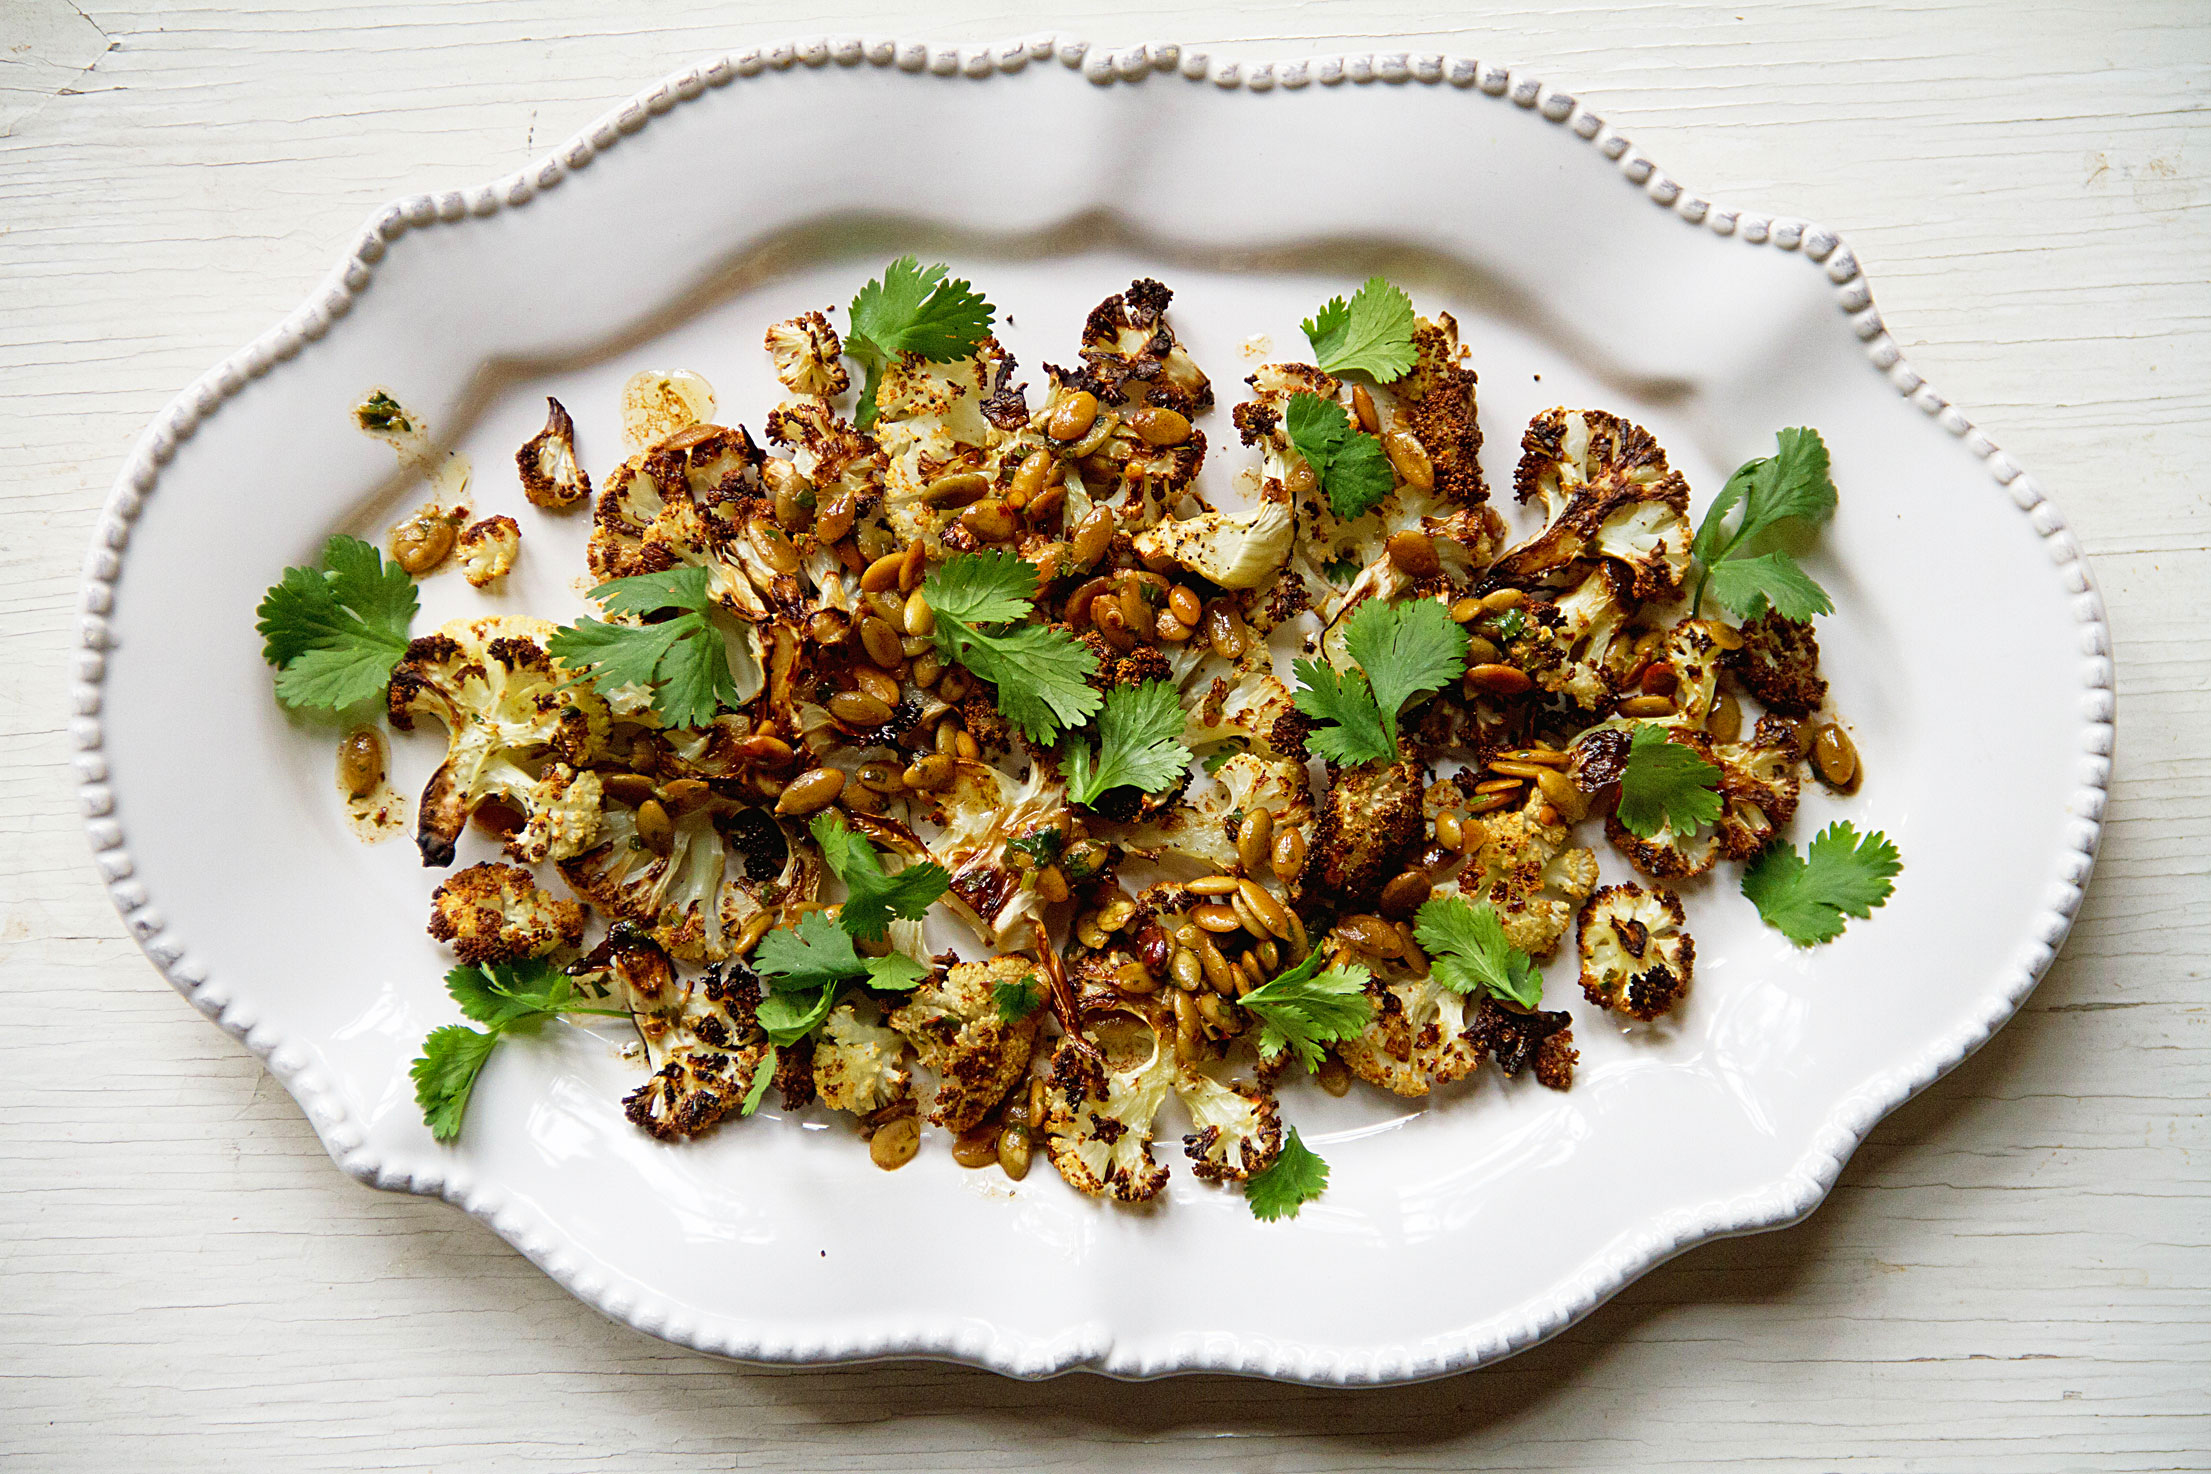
[{"x1": 869, "y1": 1117, "x2": 919, "y2": 1170}]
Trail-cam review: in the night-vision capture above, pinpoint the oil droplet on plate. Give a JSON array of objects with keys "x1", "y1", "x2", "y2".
[{"x1": 621, "y1": 369, "x2": 715, "y2": 448}]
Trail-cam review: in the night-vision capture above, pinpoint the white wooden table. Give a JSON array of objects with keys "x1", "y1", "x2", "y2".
[{"x1": 4, "y1": 3, "x2": 2205, "y2": 1467}]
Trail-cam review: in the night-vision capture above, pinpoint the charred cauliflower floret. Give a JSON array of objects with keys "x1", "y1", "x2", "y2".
[
  {"x1": 1711, "y1": 714, "x2": 1804, "y2": 859},
  {"x1": 1392, "y1": 313, "x2": 1486, "y2": 508},
  {"x1": 571, "y1": 924, "x2": 686, "y2": 1063},
  {"x1": 887, "y1": 955, "x2": 1041, "y2": 1133},
  {"x1": 560, "y1": 799, "x2": 817, "y2": 963},
  {"x1": 1176, "y1": 1063, "x2": 1282, "y2": 1181},
  {"x1": 1134, "y1": 501, "x2": 1293, "y2": 590},
  {"x1": 1076, "y1": 277, "x2": 1213, "y2": 416},
  {"x1": 1450, "y1": 791, "x2": 1599, "y2": 960},
  {"x1": 872, "y1": 336, "x2": 1029, "y2": 543},
  {"x1": 1467, "y1": 996, "x2": 1578, "y2": 1089},
  {"x1": 1597, "y1": 728, "x2": 1722, "y2": 880},
  {"x1": 1125, "y1": 749, "x2": 1309, "y2": 874},
  {"x1": 515, "y1": 397, "x2": 591, "y2": 510},
  {"x1": 1337, "y1": 956, "x2": 1486, "y2": 1097},
  {"x1": 1508, "y1": 564, "x2": 1635, "y2": 710},
  {"x1": 1578, "y1": 883, "x2": 1693, "y2": 1020},
  {"x1": 621, "y1": 964, "x2": 773, "y2": 1140},
  {"x1": 426, "y1": 861, "x2": 585, "y2": 964},
  {"x1": 1297, "y1": 754, "x2": 1426, "y2": 911},
  {"x1": 385, "y1": 616, "x2": 608, "y2": 867},
  {"x1": 921, "y1": 761, "x2": 1074, "y2": 946},
  {"x1": 1725, "y1": 610, "x2": 1828, "y2": 717},
  {"x1": 1654, "y1": 617, "x2": 1732, "y2": 727},
  {"x1": 1490, "y1": 408, "x2": 1692, "y2": 601},
  {"x1": 763, "y1": 395, "x2": 885, "y2": 509},
  {"x1": 763, "y1": 310, "x2": 850, "y2": 398},
  {"x1": 1042, "y1": 1004, "x2": 1176, "y2": 1201},
  {"x1": 813, "y1": 1001, "x2": 912, "y2": 1115},
  {"x1": 457, "y1": 514, "x2": 520, "y2": 589}
]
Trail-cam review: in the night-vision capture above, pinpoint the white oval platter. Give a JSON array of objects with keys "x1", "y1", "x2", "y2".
[{"x1": 75, "y1": 37, "x2": 2112, "y2": 1385}]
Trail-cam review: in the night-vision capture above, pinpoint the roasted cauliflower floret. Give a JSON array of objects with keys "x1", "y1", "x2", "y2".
[
  {"x1": 871, "y1": 337, "x2": 1028, "y2": 543},
  {"x1": 763, "y1": 309, "x2": 850, "y2": 398},
  {"x1": 1508, "y1": 564, "x2": 1635, "y2": 710},
  {"x1": 560, "y1": 799, "x2": 816, "y2": 963},
  {"x1": 1042, "y1": 1005, "x2": 1176, "y2": 1201},
  {"x1": 887, "y1": 955, "x2": 1041, "y2": 1133},
  {"x1": 1725, "y1": 611, "x2": 1828, "y2": 717},
  {"x1": 1176, "y1": 1063, "x2": 1282, "y2": 1181},
  {"x1": 1296, "y1": 753, "x2": 1425, "y2": 911},
  {"x1": 458, "y1": 514, "x2": 520, "y2": 589},
  {"x1": 922, "y1": 761, "x2": 1075, "y2": 946},
  {"x1": 1467, "y1": 996, "x2": 1578, "y2": 1089},
  {"x1": 1711, "y1": 715, "x2": 1804, "y2": 859},
  {"x1": 385, "y1": 616, "x2": 609, "y2": 867},
  {"x1": 621, "y1": 964, "x2": 773, "y2": 1140},
  {"x1": 571, "y1": 924, "x2": 685, "y2": 1063},
  {"x1": 1076, "y1": 276, "x2": 1213, "y2": 416},
  {"x1": 1490, "y1": 408, "x2": 1692, "y2": 601},
  {"x1": 1133, "y1": 501, "x2": 1292, "y2": 590},
  {"x1": 813, "y1": 1002, "x2": 912, "y2": 1115},
  {"x1": 1337, "y1": 959, "x2": 1485, "y2": 1097},
  {"x1": 426, "y1": 861, "x2": 585, "y2": 964},
  {"x1": 1578, "y1": 883, "x2": 1694, "y2": 1020},
  {"x1": 515, "y1": 396, "x2": 591, "y2": 510},
  {"x1": 1654, "y1": 617, "x2": 1732, "y2": 727},
  {"x1": 1392, "y1": 313, "x2": 1486, "y2": 508},
  {"x1": 1451, "y1": 791, "x2": 1599, "y2": 960},
  {"x1": 1126, "y1": 749, "x2": 1309, "y2": 874},
  {"x1": 1596, "y1": 728, "x2": 1722, "y2": 880}
]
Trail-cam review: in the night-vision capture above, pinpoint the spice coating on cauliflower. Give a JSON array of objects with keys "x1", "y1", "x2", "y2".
[
  {"x1": 763, "y1": 310, "x2": 851, "y2": 398},
  {"x1": 1395, "y1": 313, "x2": 1486, "y2": 508},
  {"x1": 1453, "y1": 791, "x2": 1600, "y2": 960},
  {"x1": 887, "y1": 955, "x2": 1041, "y2": 1133},
  {"x1": 426, "y1": 861, "x2": 585, "y2": 964},
  {"x1": 1298, "y1": 755, "x2": 1426, "y2": 911},
  {"x1": 515, "y1": 396, "x2": 591, "y2": 510},
  {"x1": 1042, "y1": 1005, "x2": 1176, "y2": 1201},
  {"x1": 458, "y1": 514, "x2": 520, "y2": 589},
  {"x1": 1711, "y1": 715, "x2": 1804, "y2": 860},
  {"x1": 621, "y1": 965, "x2": 773, "y2": 1141},
  {"x1": 1577, "y1": 883, "x2": 1694, "y2": 1021},
  {"x1": 1492, "y1": 408, "x2": 1692, "y2": 601},
  {"x1": 1725, "y1": 611, "x2": 1828, "y2": 717},
  {"x1": 385, "y1": 616, "x2": 609, "y2": 867},
  {"x1": 1337, "y1": 962, "x2": 1485, "y2": 1097},
  {"x1": 1176, "y1": 1064, "x2": 1282, "y2": 1181}
]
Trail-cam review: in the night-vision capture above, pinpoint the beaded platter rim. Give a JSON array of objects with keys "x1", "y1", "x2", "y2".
[{"x1": 72, "y1": 35, "x2": 2113, "y2": 1384}]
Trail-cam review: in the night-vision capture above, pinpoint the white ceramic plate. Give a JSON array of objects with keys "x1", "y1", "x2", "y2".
[{"x1": 77, "y1": 38, "x2": 2112, "y2": 1384}]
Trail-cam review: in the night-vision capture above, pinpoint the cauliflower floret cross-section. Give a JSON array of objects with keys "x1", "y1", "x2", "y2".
[
  {"x1": 813, "y1": 1001, "x2": 913, "y2": 1115},
  {"x1": 1042, "y1": 1004, "x2": 1177, "y2": 1202},
  {"x1": 1578, "y1": 883, "x2": 1695, "y2": 1020},
  {"x1": 1450, "y1": 791, "x2": 1600, "y2": 960},
  {"x1": 887, "y1": 956, "x2": 1041, "y2": 1134},
  {"x1": 1490, "y1": 408, "x2": 1693, "y2": 602}
]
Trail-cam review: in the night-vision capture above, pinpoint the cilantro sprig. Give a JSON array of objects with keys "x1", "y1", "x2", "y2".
[
  {"x1": 1285, "y1": 393, "x2": 1396, "y2": 521},
  {"x1": 1300, "y1": 277, "x2": 1418, "y2": 382},
  {"x1": 1690, "y1": 427, "x2": 1838, "y2": 621},
  {"x1": 922, "y1": 550, "x2": 1101, "y2": 744},
  {"x1": 809, "y1": 812, "x2": 950, "y2": 942},
  {"x1": 1244, "y1": 1127, "x2": 1330, "y2": 1222},
  {"x1": 411, "y1": 959, "x2": 629, "y2": 1143},
  {"x1": 1292, "y1": 597, "x2": 1468, "y2": 767},
  {"x1": 753, "y1": 912, "x2": 929, "y2": 1045},
  {"x1": 1412, "y1": 896, "x2": 1544, "y2": 1008},
  {"x1": 1741, "y1": 822, "x2": 1902, "y2": 946},
  {"x1": 255, "y1": 534, "x2": 419, "y2": 712},
  {"x1": 1237, "y1": 945, "x2": 1375, "y2": 1072},
  {"x1": 1065, "y1": 680, "x2": 1191, "y2": 807},
  {"x1": 547, "y1": 566, "x2": 743, "y2": 729},
  {"x1": 1613, "y1": 723, "x2": 1724, "y2": 840},
  {"x1": 993, "y1": 973, "x2": 1046, "y2": 1023},
  {"x1": 845, "y1": 256, "x2": 995, "y2": 430}
]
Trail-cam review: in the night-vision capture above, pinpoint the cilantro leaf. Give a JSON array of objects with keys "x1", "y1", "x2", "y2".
[
  {"x1": 1691, "y1": 427, "x2": 1838, "y2": 618},
  {"x1": 1237, "y1": 946, "x2": 1375, "y2": 1072},
  {"x1": 1343, "y1": 597, "x2": 1466, "y2": 748},
  {"x1": 1244, "y1": 1128, "x2": 1330, "y2": 1221},
  {"x1": 738, "y1": 1044, "x2": 777, "y2": 1117},
  {"x1": 863, "y1": 952, "x2": 930, "y2": 992},
  {"x1": 1614, "y1": 723, "x2": 1724, "y2": 840},
  {"x1": 1413, "y1": 896, "x2": 1544, "y2": 1008},
  {"x1": 1703, "y1": 550, "x2": 1836, "y2": 622},
  {"x1": 846, "y1": 257, "x2": 995, "y2": 430},
  {"x1": 1741, "y1": 822, "x2": 1902, "y2": 946},
  {"x1": 411, "y1": 960, "x2": 627, "y2": 1143},
  {"x1": 1300, "y1": 277, "x2": 1418, "y2": 382},
  {"x1": 547, "y1": 567, "x2": 743, "y2": 729},
  {"x1": 411, "y1": 1025, "x2": 503, "y2": 1144},
  {"x1": 1284, "y1": 393, "x2": 1397, "y2": 521},
  {"x1": 809, "y1": 812, "x2": 950, "y2": 942},
  {"x1": 1290, "y1": 658, "x2": 1392, "y2": 767},
  {"x1": 255, "y1": 534, "x2": 419, "y2": 712},
  {"x1": 756, "y1": 981, "x2": 837, "y2": 1048},
  {"x1": 1292, "y1": 598, "x2": 1467, "y2": 767},
  {"x1": 1065, "y1": 680, "x2": 1191, "y2": 806},
  {"x1": 993, "y1": 973, "x2": 1045, "y2": 1023},
  {"x1": 753, "y1": 911, "x2": 868, "y2": 990},
  {"x1": 922, "y1": 552, "x2": 1101, "y2": 744}
]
